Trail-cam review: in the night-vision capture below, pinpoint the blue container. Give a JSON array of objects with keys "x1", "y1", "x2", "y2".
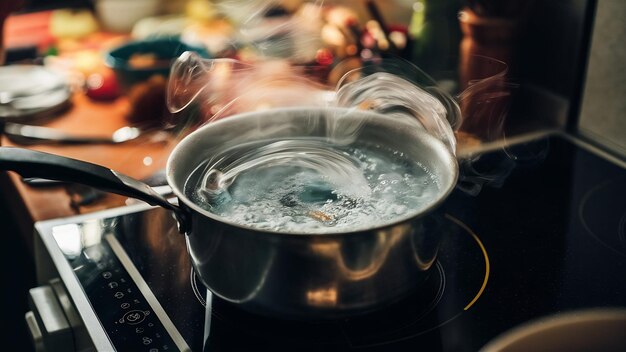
[{"x1": 104, "y1": 37, "x2": 210, "y2": 90}]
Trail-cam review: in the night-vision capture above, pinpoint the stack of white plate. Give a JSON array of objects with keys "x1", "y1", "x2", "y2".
[{"x1": 0, "y1": 65, "x2": 71, "y2": 121}]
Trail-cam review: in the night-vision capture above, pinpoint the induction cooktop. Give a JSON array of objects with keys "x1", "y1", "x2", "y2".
[{"x1": 36, "y1": 132, "x2": 626, "y2": 351}]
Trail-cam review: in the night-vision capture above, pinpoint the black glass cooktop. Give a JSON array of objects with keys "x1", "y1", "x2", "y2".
[{"x1": 50, "y1": 134, "x2": 626, "y2": 351}]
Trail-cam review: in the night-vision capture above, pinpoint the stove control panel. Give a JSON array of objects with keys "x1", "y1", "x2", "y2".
[{"x1": 72, "y1": 239, "x2": 182, "y2": 352}]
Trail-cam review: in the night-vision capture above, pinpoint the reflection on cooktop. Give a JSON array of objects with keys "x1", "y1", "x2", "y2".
[{"x1": 579, "y1": 177, "x2": 626, "y2": 256}]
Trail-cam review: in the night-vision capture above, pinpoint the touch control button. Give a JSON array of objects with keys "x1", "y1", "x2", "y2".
[{"x1": 123, "y1": 310, "x2": 147, "y2": 325}]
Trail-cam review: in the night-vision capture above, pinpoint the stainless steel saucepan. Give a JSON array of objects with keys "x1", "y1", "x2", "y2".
[{"x1": 0, "y1": 107, "x2": 458, "y2": 319}]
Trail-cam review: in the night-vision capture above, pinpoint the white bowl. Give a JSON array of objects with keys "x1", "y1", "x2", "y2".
[
  {"x1": 481, "y1": 309, "x2": 626, "y2": 352},
  {"x1": 95, "y1": 0, "x2": 162, "y2": 33}
]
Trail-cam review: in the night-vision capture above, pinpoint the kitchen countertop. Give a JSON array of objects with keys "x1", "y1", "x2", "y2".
[{"x1": 0, "y1": 92, "x2": 174, "y2": 252}]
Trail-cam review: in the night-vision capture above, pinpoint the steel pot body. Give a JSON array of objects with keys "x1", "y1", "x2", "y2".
[{"x1": 167, "y1": 107, "x2": 458, "y2": 318}]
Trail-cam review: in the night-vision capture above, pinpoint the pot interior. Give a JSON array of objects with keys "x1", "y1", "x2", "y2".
[{"x1": 167, "y1": 107, "x2": 458, "y2": 234}]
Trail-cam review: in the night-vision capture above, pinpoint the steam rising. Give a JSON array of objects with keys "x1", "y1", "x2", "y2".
[
  {"x1": 167, "y1": 52, "x2": 460, "y2": 149},
  {"x1": 456, "y1": 56, "x2": 517, "y2": 195},
  {"x1": 335, "y1": 70, "x2": 457, "y2": 151},
  {"x1": 165, "y1": 1, "x2": 515, "y2": 221},
  {"x1": 197, "y1": 139, "x2": 372, "y2": 206},
  {"x1": 167, "y1": 53, "x2": 330, "y2": 124},
  {"x1": 216, "y1": 0, "x2": 324, "y2": 62}
]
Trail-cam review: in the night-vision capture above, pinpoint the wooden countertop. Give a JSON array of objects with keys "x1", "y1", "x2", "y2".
[{"x1": 1, "y1": 92, "x2": 175, "y2": 252}]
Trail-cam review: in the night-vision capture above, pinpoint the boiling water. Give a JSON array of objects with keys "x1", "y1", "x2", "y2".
[{"x1": 185, "y1": 138, "x2": 441, "y2": 234}]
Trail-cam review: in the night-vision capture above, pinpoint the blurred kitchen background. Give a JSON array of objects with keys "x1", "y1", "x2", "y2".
[
  {"x1": 1, "y1": 0, "x2": 623, "y2": 350},
  {"x1": 2, "y1": 0, "x2": 598, "y2": 136}
]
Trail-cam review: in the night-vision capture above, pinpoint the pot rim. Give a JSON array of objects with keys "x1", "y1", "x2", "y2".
[{"x1": 166, "y1": 106, "x2": 459, "y2": 237}]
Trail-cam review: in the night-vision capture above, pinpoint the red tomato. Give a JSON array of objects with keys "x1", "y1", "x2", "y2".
[{"x1": 85, "y1": 70, "x2": 120, "y2": 101}]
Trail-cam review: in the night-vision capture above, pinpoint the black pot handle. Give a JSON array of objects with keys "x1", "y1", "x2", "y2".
[{"x1": 0, "y1": 147, "x2": 190, "y2": 233}]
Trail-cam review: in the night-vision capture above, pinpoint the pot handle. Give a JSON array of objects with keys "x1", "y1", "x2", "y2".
[{"x1": 0, "y1": 147, "x2": 190, "y2": 233}]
